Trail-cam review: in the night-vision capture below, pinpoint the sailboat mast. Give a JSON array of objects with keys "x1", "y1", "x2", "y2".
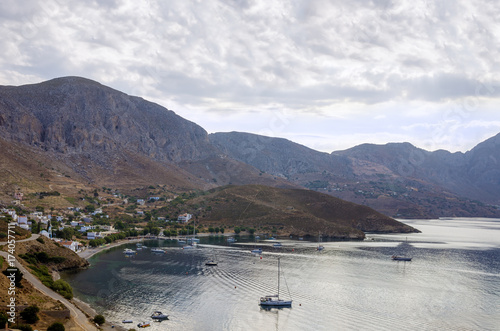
[{"x1": 277, "y1": 257, "x2": 280, "y2": 299}]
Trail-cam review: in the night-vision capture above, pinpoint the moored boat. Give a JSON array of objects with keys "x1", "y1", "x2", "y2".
[
  {"x1": 151, "y1": 248, "x2": 165, "y2": 253},
  {"x1": 123, "y1": 248, "x2": 136, "y2": 255},
  {"x1": 151, "y1": 311, "x2": 169, "y2": 320},
  {"x1": 251, "y1": 248, "x2": 263, "y2": 254},
  {"x1": 392, "y1": 255, "x2": 412, "y2": 261},
  {"x1": 122, "y1": 319, "x2": 133, "y2": 323},
  {"x1": 137, "y1": 321, "x2": 151, "y2": 328},
  {"x1": 259, "y1": 257, "x2": 292, "y2": 308}
]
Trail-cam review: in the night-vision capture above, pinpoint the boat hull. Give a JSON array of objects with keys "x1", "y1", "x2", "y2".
[
  {"x1": 392, "y1": 256, "x2": 412, "y2": 261},
  {"x1": 260, "y1": 300, "x2": 292, "y2": 307}
]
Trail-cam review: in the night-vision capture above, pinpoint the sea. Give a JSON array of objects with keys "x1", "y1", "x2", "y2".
[{"x1": 62, "y1": 218, "x2": 500, "y2": 331}]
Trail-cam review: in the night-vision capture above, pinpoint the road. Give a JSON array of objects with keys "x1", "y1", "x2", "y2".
[{"x1": 1, "y1": 234, "x2": 98, "y2": 331}]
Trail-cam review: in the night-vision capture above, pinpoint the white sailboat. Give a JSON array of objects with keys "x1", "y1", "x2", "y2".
[
  {"x1": 317, "y1": 232, "x2": 324, "y2": 251},
  {"x1": 259, "y1": 258, "x2": 292, "y2": 307},
  {"x1": 183, "y1": 219, "x2": 197, "y2": 249}
]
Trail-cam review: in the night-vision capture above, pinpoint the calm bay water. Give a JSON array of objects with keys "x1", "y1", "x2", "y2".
[{"x1": 63, "y1": 218, "x2": 500, "y2": 331}]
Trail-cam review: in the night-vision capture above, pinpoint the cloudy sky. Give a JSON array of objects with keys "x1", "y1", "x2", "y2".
[{"x1": 1, "y1": 0, "x2": 499, "y2": 153}]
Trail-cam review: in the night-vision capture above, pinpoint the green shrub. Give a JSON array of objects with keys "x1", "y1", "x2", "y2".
[
  {"x1": 20, "y1": 305, "x2": 39, "y2": 324},
  {"x1": 36, "y1": 236, "x2": 45, "y2": 243},
  {"x1": 93, "y1": 314, "x2": 105, "y2": 325},
  {"x1": 52, "y1": 280, "x2": 73, "y2": 300},
  {"x1": 47, "y1": 322, "x2": 65, "y2": 331},
  {"x1": 2, "y1": 268, "x2": 23, "y2": 288},
  {"x1": 12, "y1": 324, "x2": 33, "y2": 331}
]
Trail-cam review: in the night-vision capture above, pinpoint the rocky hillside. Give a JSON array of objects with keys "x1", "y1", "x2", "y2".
[
  {"x1": 0, "y1": 77, "x2": 293, "y2": 202},
  {"x1": 182, "y1": 185, "x2": 419, "y2": 239},
  {"x1": 211, "y1": 132, "x2": 500, "y2": 218},
  {"x1": 1, "y1": 76, "x2": 498, "y2": 219}
]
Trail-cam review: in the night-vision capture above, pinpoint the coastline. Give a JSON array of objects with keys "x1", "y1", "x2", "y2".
[
  {"x1": 71, "y1": 234, "x2": 237, "y2": 329},
  {"x1": 72, "y1": 238, "x2": 144, "y2": 330}
]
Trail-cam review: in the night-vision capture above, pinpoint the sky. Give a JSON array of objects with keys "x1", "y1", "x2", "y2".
[{"x1": 1, "y1": 0, "x2": 499, "y2": 153}]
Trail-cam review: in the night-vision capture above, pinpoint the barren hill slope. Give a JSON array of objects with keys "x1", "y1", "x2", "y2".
[{"x1": 183, "y1": 185, "x2": 419, "y2": 239}]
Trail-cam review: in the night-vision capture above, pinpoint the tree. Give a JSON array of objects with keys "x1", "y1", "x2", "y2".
[
  {"x1": 61, "y1": 227, "x2": 75, "y2": 240},
  {"x1": 12, "y1": 325, "x2": 32, "y2": 331},
  {"x1": 47, "y1": 322, "x2": 65, "y2": 331},
  {"x1": 93, "y1": 315, "x2": 105, "y2": 325},
  {"x1": 3, "y1": 267, "x2": 23, "y2": 288},
  {"x1": 52, "y1": 280, "x2": 73, "y2": 299},
  {"x1": 234, "y1": 227, "x2": 241, "y2": 234},
  {"x1": 20, "y1": 305, "x2": 39, "y2": 324},
  {"x1": 114, "y1": 220, "x2": 126, "y2": 230},
  {"x1": 0, "y1": 312, "x2": 8, "y2": 327}
]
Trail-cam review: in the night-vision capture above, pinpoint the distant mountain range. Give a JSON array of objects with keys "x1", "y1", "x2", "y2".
[{"x1": 1, "y1": 76, "x2": 499, "y2": 218}]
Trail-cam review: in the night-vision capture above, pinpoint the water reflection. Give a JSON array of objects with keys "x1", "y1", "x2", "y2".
[{"x1": 63, "y1": 218, "x2": 500, "y2": 331}]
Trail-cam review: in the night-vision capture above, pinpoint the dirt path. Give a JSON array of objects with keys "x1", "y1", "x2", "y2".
[{"x1": 0, "y1": 250, "x2": 97, "y2": 331}]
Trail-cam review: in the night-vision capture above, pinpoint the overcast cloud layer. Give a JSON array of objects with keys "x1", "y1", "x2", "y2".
[{"x1": 1, "y1": 0, "x2": 499, "y2": 152}]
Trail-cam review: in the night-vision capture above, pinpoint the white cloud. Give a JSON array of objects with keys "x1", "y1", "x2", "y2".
[{"x1": 0, "y1": 0, "x2": 499, "y2": 152}]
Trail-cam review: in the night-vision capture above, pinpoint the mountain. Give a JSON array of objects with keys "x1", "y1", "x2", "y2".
[
  {"x1": 1, "y1": 76, "x2": 499, "y2": 219},
  {"x1": 211, "y1": 132, "x2": 500, "y2": 218},
  {"x1": 180, "y1": 185, "x2": 419, "y2": 239},
  {"x1": 0, "y1": 77, "x2": 293, "y2": 200}
]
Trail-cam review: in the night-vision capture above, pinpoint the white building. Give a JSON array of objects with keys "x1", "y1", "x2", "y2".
[
  {"x1": 17, "y1": 215, "x2": 30, "y2": 230},
  {"x1": 86, "y1": 232, "x2": 103, "y2": 240},
  {"x1": 59, "y1": 240, "x2": 80, "y2": 252},
  {"x1": 177, "y1": 213, "x2": 192, "y2": 223}
]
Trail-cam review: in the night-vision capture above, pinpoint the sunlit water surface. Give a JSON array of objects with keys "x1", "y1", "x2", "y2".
[{"x1": 63, "y1": 218, "x2": 500, "y2": 331}]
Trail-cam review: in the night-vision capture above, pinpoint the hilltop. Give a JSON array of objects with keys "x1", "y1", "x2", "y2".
[{"x1": 179, "y1": 185, "x2": 419, "y2": 239}]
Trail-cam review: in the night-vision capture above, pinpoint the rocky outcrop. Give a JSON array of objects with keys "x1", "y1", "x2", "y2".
[{"x1": 0, "y1": 77, "x2": 216, "y2": 163}]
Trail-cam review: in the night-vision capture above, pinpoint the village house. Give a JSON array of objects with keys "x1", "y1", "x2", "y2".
[
  {"x1": 99, "y1": 225, "x2": 115, "y2": 231},
  {"x1": 79, "y1": 225, "x2": 96, "y2": 233},
  {"x1": 58, "y1": 240, "x2": 80, "y2": 252},
  {"x1": 92, "y1": 208, "x2": 103, "y2": 215},
  {"x1": 86, "y1": 231, "x2": 103, "y2": 240},
  {"x1": 137, "y1": 199, "x2": 145, "y2": 205},
  {"x1": 17, "y1": 215, "x2": 30, "y2": 230},
  {"x1": 40, "y1": 230, "x2": 51, "y2": 238},
  {"x1": 177, "y1": 213, "x2": 192, "y2": 223}
]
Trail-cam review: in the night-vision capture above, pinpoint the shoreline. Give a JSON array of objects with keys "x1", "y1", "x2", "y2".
[
  {"x1": 71, "y1": 233, "x2": 239, "y2": 329},
  {"x1": 72, "y1": 238, "x2": 144, "y2": 330}
]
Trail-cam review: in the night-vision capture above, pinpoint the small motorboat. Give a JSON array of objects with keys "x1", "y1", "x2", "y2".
[
  {"x1": 317, "y1": 245, "x2": 324, "y2": 251},
  {"x1": 137, "y1": 321, "x2": 151, "y2": 328},
  {"x1": 251, "y1": 248, "x2": 263, "y2": 254},
  {"x1": 205, "y1": 260, "x2": 218, "y2": 266},
  {"x1": 151, "y1": 248, "x2": 165, "y2": 253},
  {"x1": 122, "y1": 320, "x2": 133, "y2": 323},
  {"x1": 123, "y1": 248, "x2": 136, "y2": 255},
  {"x1": 392, "y1": 255, "x2": 412, "y2": 261},
  {"x1": 151, "y1": 311, "x2": 169, "y2": 320},
  {"x1": 273, "y1": 242, "x2": 282, "y2": 248}
]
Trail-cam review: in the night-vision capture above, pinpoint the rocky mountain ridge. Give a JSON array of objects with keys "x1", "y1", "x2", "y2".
[
  {"x1": 1, "y1": 76, "x2": 499, "y2": 219},
  {"x1": 0, "y1": 77, "x2": 293, "y2": 194},
  {"x1": 211, "y1": 131, "x2": 500, "y2": 218}
]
